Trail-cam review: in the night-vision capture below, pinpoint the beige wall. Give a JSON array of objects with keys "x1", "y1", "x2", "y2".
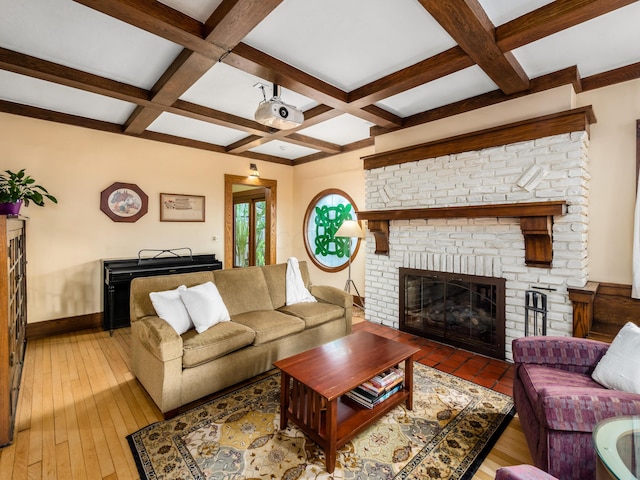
[
  {"x1": 576, "y1": 79, "x2": 640, "y2": 283},
  {"x1": 2, "y1": 78, "x2": 638, "y2": 324},
  {"x1": 1, "y1": 114, "x2": 293, "y2": 322}
]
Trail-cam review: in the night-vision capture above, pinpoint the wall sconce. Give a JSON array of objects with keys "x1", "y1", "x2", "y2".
[{"x1": 249, "y1": 163, "x2": 260, "y2": 178}]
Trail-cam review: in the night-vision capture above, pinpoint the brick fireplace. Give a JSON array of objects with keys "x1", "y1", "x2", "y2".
[{"x1": 361, "y1": 127, "x2": 590, "y2": 361}]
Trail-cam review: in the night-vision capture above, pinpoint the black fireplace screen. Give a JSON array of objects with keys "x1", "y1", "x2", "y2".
[{"x1": 399, "y1": 268, "x2": 506, "y2": 359}]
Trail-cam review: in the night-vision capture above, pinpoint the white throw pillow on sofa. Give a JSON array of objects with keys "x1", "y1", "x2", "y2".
[
  {"x1": 149, "y1": 285, "x2": 193, "y2": 335},
  {"x1": 179, "y1": 281, "x2": 231, "y2": 333},
  {"x1": 592, "y1": 322, "x2": 640, "y2": 394}
]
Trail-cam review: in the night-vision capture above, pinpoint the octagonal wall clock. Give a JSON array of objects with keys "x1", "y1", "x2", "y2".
[
  {"x1": 303, "y1": 189, "x2": 362, "y2": 272},
  {"x1": 100, "y1": 182, "x2": 148, "y2": 223}
]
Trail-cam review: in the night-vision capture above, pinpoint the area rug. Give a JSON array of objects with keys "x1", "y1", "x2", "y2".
[{"x1": 127, "y1": 363, "x2": 514, "y2": 479}]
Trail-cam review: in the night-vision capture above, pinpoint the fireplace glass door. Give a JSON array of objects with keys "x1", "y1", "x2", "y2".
[{"x1": 400, "y1": 268, "x2": 505, "y2": 359}]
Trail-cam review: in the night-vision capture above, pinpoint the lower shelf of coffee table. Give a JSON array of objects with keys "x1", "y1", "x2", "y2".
[{"x1": 286, "y1": 386, "x2": 410, "y2": 449}]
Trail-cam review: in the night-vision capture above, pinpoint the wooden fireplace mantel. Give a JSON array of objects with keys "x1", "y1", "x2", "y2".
[{"x1": 357, "y1": 200, "x2": 567, "y2": 268}]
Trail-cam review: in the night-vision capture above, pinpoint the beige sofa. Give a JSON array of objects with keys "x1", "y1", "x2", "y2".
[{"x1": 129, "y1": 261, "x2": 352, "y2": 417}]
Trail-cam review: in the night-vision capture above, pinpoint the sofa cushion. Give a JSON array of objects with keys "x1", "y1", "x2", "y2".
[
  {"x1": 518, "y1": 363, "x2": 611, "y2": 431},
  {"x1": 278, "y1": 302, "x2": 344, "y2": 329},
  {"x1": 592, "y1": 322, "x2": 640, "y2": 394},
  {"x1": 261, "y1": 263, "x2": 287, "y2": 309},
  {"x1": 261, "y1": 261, "x2": 312, "y2": 309},
  {"x1": 213, "y1": 266, "x2": 273, "y2": 316},
  {"x1": 232, "y1": 310, "x2": 305, "y2": 346},
  {"x1": 181, "y1": 321, "x2": 255, "y2": 368}
]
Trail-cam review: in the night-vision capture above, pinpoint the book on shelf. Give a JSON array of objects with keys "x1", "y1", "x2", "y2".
[
  {"x1": 344, "y1": 383, "x2": 403, "y2": 409},
  {"x1": 369, "y1": 367, "x2": 403, "y2": 389},
  {"x1": 344, "y1": 367, "x2": 405, "y2": 409},
  {"x1": 359, "y1": 374, "x2": 403, "y2": 396}
]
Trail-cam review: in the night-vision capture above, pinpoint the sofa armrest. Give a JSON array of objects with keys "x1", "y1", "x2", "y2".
[
  {"x1": 541, "y1": 386, "x2": 640, "y2": 432},
  {"x1": 512, "y1": 336, "x2": 609, "y2": 374},
  {"x1": 310, "y1": 285, "x2": 352, "y2": 309},
  {"x1": 131, "y1": 316, "x2": 183, "y2": 362}
]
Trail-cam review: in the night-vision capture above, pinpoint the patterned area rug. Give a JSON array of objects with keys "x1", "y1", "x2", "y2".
[{"x1": 127, "y1": 363, "x2": 514, "y2": 479}]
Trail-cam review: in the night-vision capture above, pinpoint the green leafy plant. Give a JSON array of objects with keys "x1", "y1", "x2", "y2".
[{"x1": 0, "y1": 169, "x2": 58, "y2": 207}]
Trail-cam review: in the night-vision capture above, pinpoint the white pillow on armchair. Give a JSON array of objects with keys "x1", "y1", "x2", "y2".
[{"x1": 592, "y1": 322, "x2": 640, "y2": 394}]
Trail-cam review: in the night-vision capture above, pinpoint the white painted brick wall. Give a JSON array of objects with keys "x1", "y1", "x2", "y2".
[{"x1": 364, "y1": 132, "x2": 589, "y2": 361}]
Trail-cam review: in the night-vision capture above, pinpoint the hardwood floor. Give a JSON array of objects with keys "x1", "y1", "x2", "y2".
[{"x1": 0, "y1": 319, "x2": 533, "y2": 479}]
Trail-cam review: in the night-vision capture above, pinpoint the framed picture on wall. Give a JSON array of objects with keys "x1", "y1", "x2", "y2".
[
  {"x1": 100, "y1": 182, "x2": 148, "y2": 223},
  {"x1": 160, "y1": 193, "x2": 205, "y2": 222}
]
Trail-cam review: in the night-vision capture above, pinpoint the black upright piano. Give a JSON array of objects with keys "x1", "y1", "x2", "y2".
[{"x1": 102, "y1": 249, "x2": 222, "y2": 331}]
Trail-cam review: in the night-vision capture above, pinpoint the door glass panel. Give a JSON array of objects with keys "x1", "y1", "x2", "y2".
[
  {"x1": 254, "y1": 200, "x2": 266, "y2": 266},
  {"x1": 234, "y1": 202, "x2": 249, "y2": 267}
]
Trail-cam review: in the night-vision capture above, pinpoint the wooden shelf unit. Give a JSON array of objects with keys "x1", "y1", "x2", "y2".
[{"x1": 0, "y1": 216, "x2": 27, "y2": 446}]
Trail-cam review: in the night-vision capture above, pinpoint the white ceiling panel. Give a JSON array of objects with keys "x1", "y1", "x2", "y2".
[
  {"x1": 0, "y1": 70, "x2": 136, "y2": 124},
  {"x1": 158, "y1": 0, "x2": 223, "y2": 23},
  {"x1": 513, "y1": 3, "x2": 640, "y2": 78},
  {"x1": 297, "y1": 114, "x2": 374, "y2": 146},
  {"x1": 148, "y1": 113, "x2": 249, "y2": 146},
  {"x1": 0, "y1": 0, "x2": 182, "y2": 89},
  {"x1": 180, "y1": 62, "x2": 318, "y2": 120},
  {"x1": 243, "y1": 0, "x2": 456, "y2": 91},
  {"x1": 477, "y1": 0, "x2": 554, "y2": 26},
  {"x1": 376, "y1": 66, "x2": 498, "y2": 117},
  {"x1": 249, "y1": 140, "x2": 320, "y2": 160}
]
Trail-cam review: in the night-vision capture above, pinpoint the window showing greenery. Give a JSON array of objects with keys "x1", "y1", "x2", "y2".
[{"x1": 303, "y1": 189, "x2": 361, "y2": 272}]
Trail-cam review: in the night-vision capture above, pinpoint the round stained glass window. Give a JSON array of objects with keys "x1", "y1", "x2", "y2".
[{"x1": 303, "y1": 189, "x2": 362, "y2": 272}]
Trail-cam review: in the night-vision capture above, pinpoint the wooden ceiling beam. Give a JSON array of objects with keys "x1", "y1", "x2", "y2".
[
  {"x1": 348, "y1": 46, "x2": 474, "y2": 107},
  {"x1": 0, "y1": 47, "x2": 347, "y2": 155},
  {"x1": 0, "y1": 48, "x2": 151, "y2": 106},
  {"x1": 496, "y1": 0, "x2": 639, "y2": 52},
  {"x1": 105, "y1": 0, "x2": 282, "y2": 135},
  {"x1": 136, "y1": 130, "x2": 226, "y2": 153},
  {"x1": 235, "y1": 151, "x2": 294, "y2": 166},
  {"x1": 582, "y1": 61, "x2": 640, "y2": 91},
  {"x1": 204, "y1": 0, "x2": 283, "y2": 51},
  {"x1": 225, "y1": 44, "x2": 346, "y2": 104},
  {"x1": 124, "y1": 50, "x2": 218, "y2": 134},
  {"x1": 169, "y1": 100, "x2": 271, "y2": 135},
  {"x1": 283, "y1": 133, "x2": 342, "y2": 153},
  {"x1": 0, "y1": 99, "x2": 123, "y2": 134},
  {"x1": 399, "y1": 66, "x2": 582, "y2": 130},
  {"x1": 418, "y1": 0, "x2": 530, "y2": 95},
  {"x1": 71, "y1": 0, "x2": 221, "y2": 57},
  {"x1": 227, "y1": 135, "x2": 267, "y2": 154}
]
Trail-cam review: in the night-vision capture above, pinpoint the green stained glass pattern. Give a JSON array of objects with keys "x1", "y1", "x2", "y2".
[{"x1": 306, "y1": 192, "x2": 357, "y2": 269}]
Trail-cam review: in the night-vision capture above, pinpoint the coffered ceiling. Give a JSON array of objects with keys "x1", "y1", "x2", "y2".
[{"x1": 1, "y1": 0, "x2": 639, "y2": 165}]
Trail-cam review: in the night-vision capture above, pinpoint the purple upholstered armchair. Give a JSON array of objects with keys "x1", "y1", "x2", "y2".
[
  {"x1": 496, "y1": 465, "x2": 557, "y2": 480},
  {"x1": 512, "y1": 336, "x2": 640, "y2": 480}
]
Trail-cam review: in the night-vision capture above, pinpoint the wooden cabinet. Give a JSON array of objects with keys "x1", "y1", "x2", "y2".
[{"x1": 0, "y1": 217, "x2": 27, "y2": 446}]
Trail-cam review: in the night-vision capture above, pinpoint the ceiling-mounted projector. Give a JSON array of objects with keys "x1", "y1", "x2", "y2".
[{"x1": 254, "y1": 83, "x2": 304, "y2": 130}]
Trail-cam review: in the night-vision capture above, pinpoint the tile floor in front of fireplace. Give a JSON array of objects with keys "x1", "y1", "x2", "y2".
[{"x1": 351, "y1": 311, "x2": 514, "y2": 396}]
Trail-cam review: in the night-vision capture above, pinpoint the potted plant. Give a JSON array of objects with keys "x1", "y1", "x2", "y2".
[{"x1": 0, "y1": 169, "x2": 58, "y2": 215}]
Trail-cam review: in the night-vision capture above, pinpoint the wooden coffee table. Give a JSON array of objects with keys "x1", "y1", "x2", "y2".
[{"x1": 273, "y1": 331, "x2": 420, "y2": 473}]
